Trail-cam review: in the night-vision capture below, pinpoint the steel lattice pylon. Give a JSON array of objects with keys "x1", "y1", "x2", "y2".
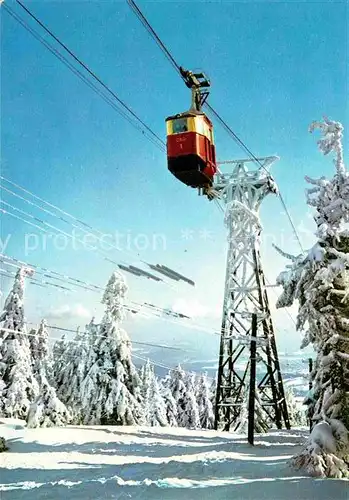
[{"x1": 213, "y1": 157, "x2": 290, "y2": 432}]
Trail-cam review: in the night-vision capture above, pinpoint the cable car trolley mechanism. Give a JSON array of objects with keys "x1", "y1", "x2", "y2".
[{"x1": 166, "y1": 67, "x2": 217, "y2": 199}]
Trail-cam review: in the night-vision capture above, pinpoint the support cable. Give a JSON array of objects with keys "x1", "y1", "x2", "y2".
[
  {"x1": 0, "y1": 177, "x2": 184, "y2": 291},
  {"x1": 278, "y1": 194, "x2": 305, "y2": 253},
  {"x1": 4, "y1": 2, "x2": 165, "y2": 151},
  {"x1": 0, "y1": 200, "x2": 152, "y2": 285},
  {"x1": 0, "y1": 327, "x2": 186, "y2": 358},
  {"x1": 127, "y1": 0, "x2": 182, "y2": 75},
  {"x1": 264, "y1": 275, "x2": 298, "y2": 330},
  {"x1": 1, "y1": 183, "x2": 145, "y2": 264},
  {"x1": 0, "y1": 254, "x2": 223, "y2": 338},
  {"x1": 5, "y1": 1, "x2": 304, "y2": 253},
  {"x1": 1, "y1": 261, "x2": 95, "y2": 294},
  {"x1": 0, "y1": 253, "x2": 102, "y2": 291},
  {"x1": 0, "y1": 206, "x2": 49, "y2": 234},
  {"x1": 1, "y1": 260, "x2": 292, "y2": 363},
  {"x1": 25, "y1": 323, "x2": 184, "y2": 351},
  {"x1": 127, "y1": 0, "x2": 305, "y2": 254}
]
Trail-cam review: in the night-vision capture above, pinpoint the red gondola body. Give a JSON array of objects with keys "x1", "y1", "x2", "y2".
[{"x1": 166, "y1": 111, "x2": 217, "y2": 189}]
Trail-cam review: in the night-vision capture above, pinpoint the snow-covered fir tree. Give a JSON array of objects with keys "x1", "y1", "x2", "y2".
[
  {"x1": 27, "y1": 380, "x2": 71, "y2": 428},
  {"x1": 168, "y1": 366, "x2": 200, "y2": 429},
  {"x1": 159, "y1": 374, "x2": 178, "y2": 427},
  {"x1": 78, "y1": 319, "x2": 100, "y2": 424},
  {"x1": 0, "y1": 267, "x2": 39, "y2": 419},
  {"x1": 82, "y1": 272, "x2": 142, "y2": 425},
  {"x1": 182, "y1": 372, "x2": 200, "y2": 429},
  {"x1": 304, "y1": 357, "x2": 318, "y2": 425},
  {"x1": 52, "y1": 333, "x2": 67, "y2": 383},
  {"x1": 139, "y1": 358, "x2": 152, "y2": 399},
  {"x1": 139, "y1": 359, "x2": 167, "y2": 427},
  {"x1": 276, "y1": 117, "x2": 349, "y2": 478},
  {"x1": 28, "y1": 319, "x2": 70, "y2": 428},
  {"x1": 165, "y1": 365, "x2": 187, "y2": 426},
  {"x1": 30, "y1": 319, "x2": 52, "y2": 384},
  {"x1": 285, "y1": 386, "x2": 307, "y2": 427},
  {"x1": 195, "y1": 372, "x2": 214, "y2": 429},
  {"x1": 233, "y1": 383, "x2": 270, "y2": 433},
  {"x1": 209, "y1": 377, "x2": 217, "y2": 422},
  {"x1": 85, "y1": 317, "x2": 98, "y2": 345},
  {"x1": 54, "y1": 327, "x2": 90, "y2": 423},
  {"x1": 78, "y1": 318, "x2": 102, "y2": 421}
]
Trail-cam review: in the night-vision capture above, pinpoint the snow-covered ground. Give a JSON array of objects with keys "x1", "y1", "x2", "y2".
[{"x1": 1, "y1": 419, "x2": 347, "y2": 499}]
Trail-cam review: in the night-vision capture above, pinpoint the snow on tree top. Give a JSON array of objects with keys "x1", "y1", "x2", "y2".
[
  {"x1": 306, "y1": 117, "x2": 348, "y2": 241},
  {"x1": 101, "y1": 271, "x2": 128, "y2": 323}
]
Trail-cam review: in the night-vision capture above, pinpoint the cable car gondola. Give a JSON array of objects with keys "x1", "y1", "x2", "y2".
[{"x1": 166, "y1": 68, "x2": 217, "y2": 197}]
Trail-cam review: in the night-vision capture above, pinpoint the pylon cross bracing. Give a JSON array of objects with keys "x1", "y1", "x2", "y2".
[{"x1": 213, "y1": 157, "x2": 290, "y2": 432}]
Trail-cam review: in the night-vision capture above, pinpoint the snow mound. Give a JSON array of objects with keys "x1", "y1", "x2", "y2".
[{"x1": 310, "y1": 421, "x2": 336, "y2": 454}]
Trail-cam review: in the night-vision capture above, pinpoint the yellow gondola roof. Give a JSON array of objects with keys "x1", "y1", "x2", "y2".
[{"x1": 165, "y1": 110, "x2": 212, "y2": 126}]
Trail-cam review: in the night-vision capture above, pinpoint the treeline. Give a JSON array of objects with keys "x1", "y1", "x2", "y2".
[{"x1": 0, "y1": 269, "x2": 215, "y2": 429}]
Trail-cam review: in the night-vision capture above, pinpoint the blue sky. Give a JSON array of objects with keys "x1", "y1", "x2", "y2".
[{"x1": 0, "y1": 0, "x2": 347, "y2": 364}]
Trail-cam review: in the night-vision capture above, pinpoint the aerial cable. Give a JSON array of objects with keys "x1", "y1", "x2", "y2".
[
  {"x1": 127, "y1": 0, "x2": 182, "y2": 76},
  {"x1": 25, "y1": 323, "x2": 185, "y2": 352},
  {"x1": 130, "y1": 304, "x2": 221, "y2": 337},
  {"x1": 13, "y1": 0, "x2": 165, "y2": 149},
  {"x1": 0, "y1": 327, "x2": 74, "y2": 344},
  {"x1": 1, "y1": 249, "x2": 271, "y2": 341},
  {"x1": 1, "y1": 263, "x2": 76, "y2": 293},
  {"x1": 126, "y1": 0, "x2": 268, "y2": 167},
  {"x1": 204, "y1": 103, "x2": 270, "y2": 169},
  {"x1": 0, "y1": 199, "x2": 146, "y2": 278},
  {"x1": 1, "y1": 176, "x2": 96, "y2": 232},
  {"x1": 132, "y1": 352, "x2": 193, "y2": 375},
  {"x1": 127, "y1": 0, "x2": 305, "y2": 254},
  {"x1": 264, "y1": 274, "x2": 298, "y2": 329},
  {"x1": 214, "y1": 198, "x2": 225, "y2": 214},
  {"x1": 1, "y1": 253, "x2": 222, "y2": 338},
  {"x1": 1, "y1": 258, "x2": 98, "y2": 294},
  {"x1": 1, "y1": 260, "x2": 290, "y2": 347},
  {"x1": 0, "y1": 199, "x2": 79, "y2": 241},
  {"x1": 5, "y1": 1, "x2": 304, "y2": 255},
  {"x1": 132, "y1": 353, "x2": 179, "y2": 372},
  {"x1": 0, "y1": 268, "x2": 72, "y2": 295},
  {"x1": 0, "y1": 268, "x2": 74, "y2": 292},
  {"x1": 0, "y1": 206, "x2": 50, "y2": 234},
  {"x1": 0, "y1": 326, "x2": 184, "y2": 355},
  {"x1": 0, "y1": 254, "x2": 103, "y2": 292},
  {"x1": 1, "y1": 175, "x2": 103, "y2": 234},
  {"x1": 1, "y1": 263, "x2": 174, "y2": 324},
  {"x1": 0, "y1": 178, "x2": 156, "y2": 267},
  {"x1": 0, "y1": 200, "x2": 179, "y2": 291},
  {"x1": 2, "y1": 254, "x2": 171, "y2": 318},
  {"x1": 0, "y1": 177, "x2": 192, "y2": 290},
  {"x1": 1, "y1": 184, "x2": 142, "y2": 265},
  {"x1": 277, "y1": 194, "x2": 305, "y2": 253},
  {"x1": 132, "y1": 353, "x2": 214, "y2": 381},
  {"x1": 3, "y1": 2, "x2": 165, "y2": 152},
  {"x1": 0, "y1": 180, "x2": 154, "y2": 265},
  {"x1": 1, "y1": 184, "x2": 96, "y2": 235},
  {"x1": 2, "y1": 5, "x2": 150, "y2": 143}
]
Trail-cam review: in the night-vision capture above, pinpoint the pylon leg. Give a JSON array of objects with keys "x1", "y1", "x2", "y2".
[{"x1": 213, "y1": 158, "x2": 290, "y2": 432}]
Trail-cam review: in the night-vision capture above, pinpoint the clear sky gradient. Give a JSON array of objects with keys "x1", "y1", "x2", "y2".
[{"x1": 1, "y1": 0, "x2": 347, "y2": 363}]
